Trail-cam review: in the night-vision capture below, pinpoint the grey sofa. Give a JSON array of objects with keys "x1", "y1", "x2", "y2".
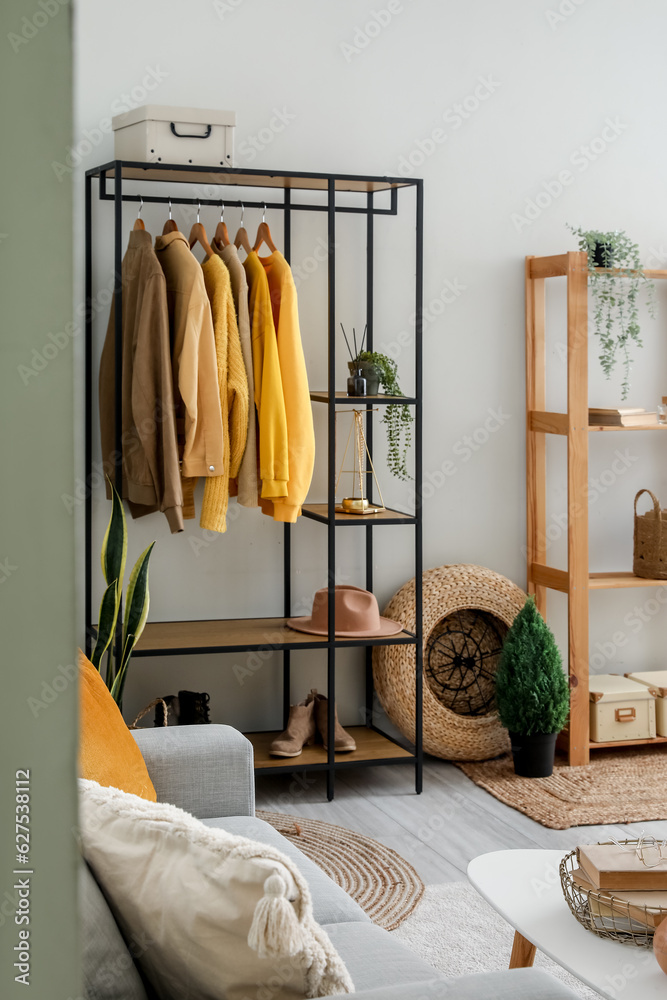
[{"x1": 80, "y1": 725, "x2": 580, "y2": 1000}]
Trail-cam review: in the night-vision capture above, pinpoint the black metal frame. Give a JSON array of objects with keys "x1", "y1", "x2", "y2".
[{"x1": 84, "y1": 160, "x2": 423, "y2": 800}]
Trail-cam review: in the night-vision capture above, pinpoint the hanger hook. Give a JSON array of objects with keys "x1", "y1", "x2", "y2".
[
  {"x1": 240, "y1": 202, "x2": 244, "y2": 226},
  {"x1": 220, "y1": 199, "x2": 224, "y2": 223},
  {"x1": 168, "y1": 197, "x2": 172, "y2": 220},
  {"x1": 196, "y1": 200, "x2": 201, "y2": 224},
  {"x1": 262, "y1": 202, "x2": 266, "y2": 224},
  {"x1": 138, "y1": 196, "x2": 143, "y2": 219}
]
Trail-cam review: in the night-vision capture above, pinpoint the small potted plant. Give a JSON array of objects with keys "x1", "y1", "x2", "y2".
[
  {"x1": 566, "y1": 225, "x2": 656, "y2": 400},
  {"x1": 90, "y1": 480, "x2": 155, "y2": 710},
  {"x1": 494, "y1": 597, "x2": 570, "y2": 778}
]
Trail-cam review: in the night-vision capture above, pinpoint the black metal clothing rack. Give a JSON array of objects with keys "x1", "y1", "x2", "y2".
[{"x1": 84, "y1": 160, "x2": 423, "y2": 800}]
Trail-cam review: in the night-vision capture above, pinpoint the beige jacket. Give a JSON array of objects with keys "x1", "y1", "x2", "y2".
[
  {"x1": 99, "y1": 229, "x2": 183, "y2": 533},
  {"x1": 154, "y1": 231, "x2": 224, "y2": 479},
  {"x1": 215, "y1": 242, "x2": 258, "y2": 508}
]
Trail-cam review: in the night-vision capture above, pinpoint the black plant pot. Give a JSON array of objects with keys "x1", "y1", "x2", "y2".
[
  {"x1": 508, "y1": 731, "x2": 558, "y2": 778},
  {"x1": 592, "y1": 241, "x2": 614, "y2": 269}
]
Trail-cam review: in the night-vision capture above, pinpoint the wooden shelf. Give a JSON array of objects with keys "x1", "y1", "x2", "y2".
[
  {"x1": 589, "y1": 423, "x2": 666, "y2": 432},
  {"x1": 589, "y1": 572, "x2": 667, "y2": 589},
  {"x1": 94, "y1": 162, "x2": 413, "y2": 194},
  {"x1": 132, "y1": 617, "x2": 416, "y2": 655},
  {"x1": 529, "y1": 410, "x2": 667, "y2": 434},
  {"x1": 530, "y1": 565, "x2": 667, "y2": 593},
  {"x1": 310, "y1": 391, "x2": 416, "y2": 405},
  {"x1": 247, "y1": 727, "x2": 414, "y2": 770},
  {"x1": 302, "y1": 503, "x2": 415, "y2": 525},
  {"x1": 589, "y1": 735, "x2": 667, "y2": 750}
]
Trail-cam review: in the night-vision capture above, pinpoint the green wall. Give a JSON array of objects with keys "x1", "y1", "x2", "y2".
[{"x1": 0, "y1": 2, "x2": 78, "y2": 997}]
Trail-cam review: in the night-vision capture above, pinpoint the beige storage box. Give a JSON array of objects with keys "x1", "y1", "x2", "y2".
[
  {"x1": 589, "y1": 674, "x2": 656, "y2": 742},
  {"x1": 626, "y1": 671, "x2": 667, "y2": 736},
  {"x1": 112, "y1": 105, "x2": 236, "y2": 167}
]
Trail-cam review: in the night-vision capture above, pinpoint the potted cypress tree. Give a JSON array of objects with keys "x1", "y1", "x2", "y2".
[{"x1": 494, "y1": 597, "x2": 570, "y2": 777}]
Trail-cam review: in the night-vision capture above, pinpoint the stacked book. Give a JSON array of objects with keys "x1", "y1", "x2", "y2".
[
  {"x1": 574, "y1": 843, "x2": 667, "y2": 931},
  {"x1": 588, "y1": 407, "x2": 657, "y2": 427}
]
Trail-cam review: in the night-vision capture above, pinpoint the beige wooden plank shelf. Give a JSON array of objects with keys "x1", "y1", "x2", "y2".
[
  {"x1": 529, "y1": 410, "x2": 667, "y2": 434},
  {"x1": 589, "y1": 735, "x2": 667, "y2": 749},
  {"x1": 247, "y1": 727, "x2": 414, "y2": 770},
  {"x1": 302, "y1": 503, "x2": 415, "y2": 526},
  {"x1": 132, "y1": 617, "x2": 416, "y2": 655},
  {"x1": 531, "y1": 564, "x2": 667, "y2": 594},
  {"x1": 310, "y1": 391, "x2": 416, "y2": 405}
]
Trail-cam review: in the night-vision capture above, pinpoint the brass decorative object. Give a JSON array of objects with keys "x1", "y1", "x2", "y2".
[{"x1": 336, "y1": 410, "x2": 385, "y2": 515}]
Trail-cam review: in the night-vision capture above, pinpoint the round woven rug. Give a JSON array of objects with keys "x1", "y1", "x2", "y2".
[{"x1": 257, "y1": 810, "x2": 425, "y2": 930}]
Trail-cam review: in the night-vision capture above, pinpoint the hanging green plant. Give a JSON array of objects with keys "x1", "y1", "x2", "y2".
[
  {"x1": 354, "y1": 350, "x2": 413, "y2": 481},
  {"x1": 566, "y1": 225, "x2": 656, "y2": 400},
  {"x1": 90, "y1": 479, "x2": 155, "y2": 709}
]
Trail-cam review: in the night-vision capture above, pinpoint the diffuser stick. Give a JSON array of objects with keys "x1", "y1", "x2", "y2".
[
  {"x1": 359, "y1": 323, "x2": 367, "y2": 356},
  {"x1": 340, "y1": 323, "x2": 354, "y2": 362}
]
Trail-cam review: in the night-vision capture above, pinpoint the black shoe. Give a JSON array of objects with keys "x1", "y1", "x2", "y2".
[
  {"x1": 178, "y1": 690, "x2": 211, "y2": 725},
  {"x1": 154, "y1": 694, "x2": 180, "y2": 727}
]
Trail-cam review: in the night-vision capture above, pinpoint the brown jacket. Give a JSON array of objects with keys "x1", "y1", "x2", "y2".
[
  {"x1": 154, "y1": 231, "x2": 224, "y2": 479},
  {"x1": 99, "y1": 230, "x2": 183, "y2": 533}
]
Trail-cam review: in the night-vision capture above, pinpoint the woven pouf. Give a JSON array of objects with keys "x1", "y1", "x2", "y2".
[{"x1": 373, "y1": 564, "x2": 526, "y2": 761}]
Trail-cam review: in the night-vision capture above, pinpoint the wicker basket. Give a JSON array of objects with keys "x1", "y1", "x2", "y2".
[
  {"x1": 633, "y1": 489, "x2": 667, "y2": 579},
  {"x1": 560, "y1": 843, "x2": 665, "y2": 946},
  {"x1": 372, "y1": 564, "x2": 526, "y2": 760}
]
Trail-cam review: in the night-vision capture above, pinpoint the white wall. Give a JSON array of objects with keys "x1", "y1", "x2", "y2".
[{"x1": 73, "y1": 0, "x2": 667, "y2": 732}]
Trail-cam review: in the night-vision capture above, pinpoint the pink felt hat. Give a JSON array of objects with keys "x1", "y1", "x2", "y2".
[{"x1": 287, "y1": 585, "x2": 403, "y2": 637}]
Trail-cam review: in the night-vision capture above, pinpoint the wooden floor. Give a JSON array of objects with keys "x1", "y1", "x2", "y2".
[{"x1": 255, "y1": 757, "x2": 667, "y2": 886}]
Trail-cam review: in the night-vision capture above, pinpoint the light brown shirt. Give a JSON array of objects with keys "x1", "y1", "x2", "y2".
[
  {"x1": 154, "y1": 231, "x2": 224, "y2": 479},
  {"x1": 99, "y1": 229, "x2": 183, "y2": 533}
]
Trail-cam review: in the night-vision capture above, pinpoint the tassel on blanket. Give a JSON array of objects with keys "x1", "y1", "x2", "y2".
[{"x1": 248, "y1": 873, "x2": 305, "y2": 959}]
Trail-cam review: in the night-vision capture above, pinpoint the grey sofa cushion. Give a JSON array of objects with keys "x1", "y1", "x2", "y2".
[
  {"x1": 323, "y1": 968, "x2": 580, "y2": 1000},
  {"x1": 79, "y1": 861, "x2": 150, "y2": 1000},
  {"x1": 323, "y1": 920, "x2": 441, "y2": 990},
  {"x1": 203, "y1": 815, "x2": 370, "y2": 926}
]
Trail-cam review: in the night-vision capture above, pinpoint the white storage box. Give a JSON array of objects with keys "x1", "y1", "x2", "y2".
[
  {"x1": 626, "y1": 671, "x2": 667, "y2": 736},
  {"x1": 112, "y1": 105, "x2": 236, "y2": 167},
  {"x1": 589, "y1": 674, "x2": 656, "y2": 743}
]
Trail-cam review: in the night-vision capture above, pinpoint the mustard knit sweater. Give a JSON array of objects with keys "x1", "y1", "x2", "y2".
[{"x1": 200, "y1": 255, "x2": 249, "y2": 533}]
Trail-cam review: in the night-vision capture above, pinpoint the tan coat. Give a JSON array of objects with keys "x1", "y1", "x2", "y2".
[
  {"x1": 215, "y1": 242, "x2": 259, "y2": 508},
  {"x1": 154, "y1": 231, "x2": 224, "y2": 480},
  {"x1": 99, "y1": 230, "x2": 183, "y2": 533}
]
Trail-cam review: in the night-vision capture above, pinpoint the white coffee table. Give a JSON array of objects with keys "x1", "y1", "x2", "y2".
[{"x1": 468, "y1": 850, "x2": 665, "y2": 1000}]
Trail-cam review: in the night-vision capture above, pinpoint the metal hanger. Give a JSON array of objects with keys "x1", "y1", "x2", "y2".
[
  {"x1": 214, "y1": 198, "x2": 230, "y2": 249},
  {"x1": 234, "y1": 201, "x2": 252, "y2": 254},
  {"x1": 133, "y1": 196, "x2": 145, "y2": 231},
  {"x1": 162, "y1": 196, "x2": 178, "y2": 235},
  {"x1": 253, "y1": 202, "x2": 277, "y2": 253},
  {"x1": 188, "y1": 200, "x2": 213, "y2": 258}
]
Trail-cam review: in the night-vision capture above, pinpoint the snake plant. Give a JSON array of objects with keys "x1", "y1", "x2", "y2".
[{"x1": 90, "y1": 480, "x2": 154, "y2": 708}]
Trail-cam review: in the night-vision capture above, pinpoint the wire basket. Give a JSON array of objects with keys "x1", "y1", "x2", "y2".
[{"x1": 560, "y1": 842, "x2": 667, "y2": 947}]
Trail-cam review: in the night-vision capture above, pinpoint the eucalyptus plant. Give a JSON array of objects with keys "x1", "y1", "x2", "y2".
[
  {"x1": 567, "y1": 225, "x2": 656, "y2": 399},
  {"x1": 90, "y1": 480, "x2": 155, "y2": 708},
  {"x1": 355, "y1": 350, "x2": 413, "y2": 481}
]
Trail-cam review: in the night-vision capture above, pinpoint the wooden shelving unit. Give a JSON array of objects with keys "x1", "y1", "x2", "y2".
[
  {"x1": 526, "y1": 251, "x2": 667, "y2": 765},
  {"x1": 85, "y1": 160, "x2": 423, "y2": 800}
]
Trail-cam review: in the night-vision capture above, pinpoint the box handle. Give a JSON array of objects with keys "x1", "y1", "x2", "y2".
[
  {"x1": 169, "y1": 122, "x2": 212, "y2": 140},
  {"x1": 615, "y1": 707, "x2": 636, "y2": 723}
]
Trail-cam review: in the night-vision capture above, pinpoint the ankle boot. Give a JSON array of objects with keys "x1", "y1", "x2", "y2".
[
  {"x1": 178, "y1": 690, "x2": 211, "y2": 725},
  {"x1": 270, "y1": 689, "x2": 317, "y2": 757},
  {"x1": 314, "y1": 694, "x2": 356, "y2": 752},
  {"x1": 154, "y1": 694, "x2": 180, "y2": 726}
]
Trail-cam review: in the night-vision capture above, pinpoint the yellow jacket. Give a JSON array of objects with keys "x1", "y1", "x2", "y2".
[
  {"x1": 200, "y1": 254, "x2": 249, "y2": 533},
  {"x1": 259, "y1": 251, "x2": 315, "y2": 523},
  {"x1": 243, "y1": 251, "x2": 288, "y2": 498}
]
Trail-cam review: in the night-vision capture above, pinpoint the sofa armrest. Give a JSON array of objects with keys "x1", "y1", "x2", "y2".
[{"x1": 132, "y1": 725, "x2": 255, "y2": 819}]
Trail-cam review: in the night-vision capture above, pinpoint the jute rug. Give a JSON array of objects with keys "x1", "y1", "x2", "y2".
[
  {"x1": 257, "y1": 809, "x2": 424, "y2": 930},
  {"x1": 392, "y1": 882, "x2": 601, "y2": 999},
  {"x1": 457, "y1": 748, "x2": 667, "y2": 829}
]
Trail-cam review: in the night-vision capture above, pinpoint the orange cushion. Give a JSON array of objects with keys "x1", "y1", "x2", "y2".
[{"x1": 78, "y1": 650, "x2": 156, "y2": 801}]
